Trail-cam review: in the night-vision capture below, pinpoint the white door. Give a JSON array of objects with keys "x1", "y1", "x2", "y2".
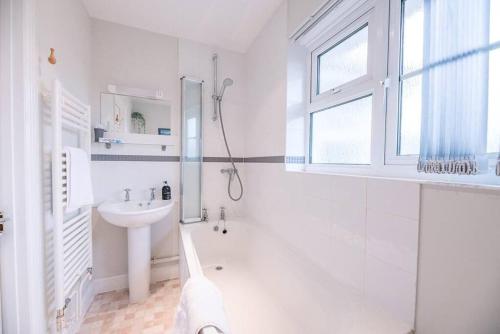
[
  {"x1": 0, "y1": 0, "x2": 19, "y2": 329},
  {"x1": 0, "y1": 0, "x2": 46, "y2": 332},
  {"x1": 0, "y1": 0, "x2": 17, "y2": 330}
]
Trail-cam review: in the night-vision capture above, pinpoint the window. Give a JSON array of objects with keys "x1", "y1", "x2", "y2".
[
  {"x1": 307, "y1": 2, "x2": 387, "y2": 166},
  {"x1": 310, "y1": 95, "x2": 372, "y2": 164},
  {"x1": 316, "y1": 25, "x2": 369, "y2": 95},
  {"x1": 396, "y1": 0, "x2": 500, "y2": 156},
  {"x1": 290, "y1": 0, "x2": 499, "y2": 184}
]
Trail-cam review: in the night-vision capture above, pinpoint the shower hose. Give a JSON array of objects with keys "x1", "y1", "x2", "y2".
[{"x1": 218, "y1": 99, "x2": 243, "y2": 201}]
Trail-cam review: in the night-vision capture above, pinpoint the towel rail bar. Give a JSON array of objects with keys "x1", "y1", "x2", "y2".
[{"x1": 51, "y1": 79, "x2": 93, "y2": 330}]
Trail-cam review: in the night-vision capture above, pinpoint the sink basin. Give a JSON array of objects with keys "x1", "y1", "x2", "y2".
[
  {"x1": 98, "y1": 200, "x2": 174, "y2": 228},
  {"x1": 97, "y1": 199, "x2": 175, "y2": 303}
]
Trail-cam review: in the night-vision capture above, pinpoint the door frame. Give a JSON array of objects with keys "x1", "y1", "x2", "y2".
[{"x1": 0, "y1": 0, "x2": 45, "y2": 332}]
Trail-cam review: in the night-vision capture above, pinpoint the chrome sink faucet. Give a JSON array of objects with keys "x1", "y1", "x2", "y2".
[
  {"x1": 124, "y1": 188, "x2": 131, "y2": 202},
  {"x1": 149, "y1": 187, "x2": 156, "y2": 201}
]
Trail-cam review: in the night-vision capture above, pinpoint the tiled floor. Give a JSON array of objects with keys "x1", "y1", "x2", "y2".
[{"x1": 78, "y1": 278, "x2": 181, "y2": 334}]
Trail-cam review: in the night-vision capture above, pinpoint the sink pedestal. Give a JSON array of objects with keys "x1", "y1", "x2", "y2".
[
  {"x1": 97, "y1": 199, "x2": 175, "y2": 303},
  {"x1": 127, "y1": 225, "x2": 151, "y2": 303}
]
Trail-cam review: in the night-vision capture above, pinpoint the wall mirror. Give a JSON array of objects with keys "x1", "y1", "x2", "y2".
[{"x1": 100, "y1": 93, "x2": 172, "y2": 136}]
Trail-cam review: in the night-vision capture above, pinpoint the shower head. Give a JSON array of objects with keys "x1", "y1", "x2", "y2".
[
  {"x1": 218, "y1": 78, "x2": 234, "y2": 98},
  {"x1": 223, "y1": 78, "x2": 234, "y2": 86}
]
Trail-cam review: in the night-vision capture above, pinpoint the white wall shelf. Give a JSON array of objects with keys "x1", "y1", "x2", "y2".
[{"x1": 101, "y1": 132, "x2": 177, "y2": 150}]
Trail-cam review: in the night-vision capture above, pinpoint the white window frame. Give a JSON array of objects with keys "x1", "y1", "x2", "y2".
[
  {"x1": 385, "y1": 0, "x2": 418, "y2": 166},
  {"x1": 310, "y1": 14, "x2": 371, "y2": 103},
  {"x1": 291, "y1": 0, "x2": 500, "y2": 187},
  {"x1": 304, "y1": 0, "x2": 389, "y2": 173}
]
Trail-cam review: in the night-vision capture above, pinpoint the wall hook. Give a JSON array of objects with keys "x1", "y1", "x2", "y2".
[{"x1": 48, "y1": 48, "x2": 56, "y2": 65}]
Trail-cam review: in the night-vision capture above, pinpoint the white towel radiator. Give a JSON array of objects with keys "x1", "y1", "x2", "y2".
[{"x1": 50, "y1": 79, "x2": 93, "y2": 330}]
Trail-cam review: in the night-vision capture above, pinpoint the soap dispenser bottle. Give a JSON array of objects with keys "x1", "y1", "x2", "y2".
[{"x1": 162, "y1": 181, "x2": 171, "y2": 200}]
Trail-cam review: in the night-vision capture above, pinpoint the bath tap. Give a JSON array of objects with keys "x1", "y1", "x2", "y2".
[
  {"x1": 220, "y1": 168, "x2": 237, "y2": 181},
  {"x1": 219, "y1": 207, "x2": 227, "y2": 234},
  {"x1": 219, "y1": 206, "x2": 226, "y2": 221},
  {"x1": 124, "y1": 188, "x2": 131, "y2": 202}
]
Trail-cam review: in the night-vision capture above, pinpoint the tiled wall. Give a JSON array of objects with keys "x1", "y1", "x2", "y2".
[
  {"x1": 365, "y1": 179, "x2": 420, "y2": 324},
  {"x1": 416, "y1": 186, "x2": 500, "y2": 334},
  {"x1": 245, "y1": 164, "x2": 420, "y2": 325},
  {"x1": 178, "y1": 39, "x2": 247, "y2": 220},
  {"x1": 243, "y1": 3, "x2": 419, "y2": 326},
  {"x1": 244, "y1": 3, "x2": 500, "y2": 332}
]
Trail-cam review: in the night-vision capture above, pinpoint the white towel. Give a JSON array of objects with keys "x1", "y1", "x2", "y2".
[
  {"x1": 173, "y1": 276, "x2": 230, "y2": 334},
  {"x1": 64, "y1": 147, "x2": 94, "y2": 212}
]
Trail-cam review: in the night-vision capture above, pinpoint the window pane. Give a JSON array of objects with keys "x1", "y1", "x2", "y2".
[
  {"x1": 310, "y1": 96, "x2": 372, "y2": 164},
  {"x1": 399, "y1": 0, "x2": 500, "y2": 156},
  {"x1": 399, "y1": 75, "x2": 422, "y2": 155},
  {"x1": 488, "y1": 48, "x2": 500, "y2": 153},
  {"x1": 317, "y1": 25, "x2": 368, "y2": 94},
  {"x1": 491, "y1": 0, "x2": 500, "y2": 43},
  {"x1": 402, "y1": 0, "x2": 423, "y2": 74}
]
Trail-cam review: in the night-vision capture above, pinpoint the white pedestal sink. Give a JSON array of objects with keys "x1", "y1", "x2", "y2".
[{"x1": 98, "y1": 199, "x2": 174, "y2": 303}]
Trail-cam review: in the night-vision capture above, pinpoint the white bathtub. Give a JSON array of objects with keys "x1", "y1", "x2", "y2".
[{"x1": 179, "y1": 220, "x2": 412, "y2": 334}]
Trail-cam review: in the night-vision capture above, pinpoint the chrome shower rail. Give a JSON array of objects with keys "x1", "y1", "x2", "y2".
[{"x1": 212, "y1": 53, "x2": 219, "y2": 121}]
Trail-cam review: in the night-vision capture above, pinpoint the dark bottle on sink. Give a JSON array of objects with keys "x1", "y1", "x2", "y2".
[{"x1": 162, "y1": 181, "x2": 171, "y2": 200}]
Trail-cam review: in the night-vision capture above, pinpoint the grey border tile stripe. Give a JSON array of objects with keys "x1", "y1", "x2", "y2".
[
  {"x1": 203, "y1": 157, "x2": 244, "y2": 163},
  {"x1": 91, "y1": 154, "x2": 180, "y2": 162},
  {"x1": 285, "y1": 156, "x2": 306, "y2": 164},
  {"x1": 244, "y1": 156, "x2": 285, "y2": 163},
  {"x1": 91, "y1": 154, "x2": 306, "y2": 164}
]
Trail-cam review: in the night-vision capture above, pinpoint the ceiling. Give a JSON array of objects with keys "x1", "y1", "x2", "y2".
[{"x1": 82, "y1": 0, "x2": 284, "y2": 53}]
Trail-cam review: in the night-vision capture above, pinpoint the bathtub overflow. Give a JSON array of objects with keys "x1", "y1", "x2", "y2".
[{"x1": 215, "y1": 266, "x2": 223, "y2": 271}]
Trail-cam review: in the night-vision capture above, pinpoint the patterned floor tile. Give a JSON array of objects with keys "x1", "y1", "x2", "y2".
[{"x1": 78, "y1": 278, "x2": 180, "y2": 334}]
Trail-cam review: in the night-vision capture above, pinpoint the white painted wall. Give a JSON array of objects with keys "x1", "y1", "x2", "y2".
[
  {"x1": 90, "y1": 19, "x2": 180, "y2": 153},
  {"x1": 89, "y1": 19, "x2": 180, "y2": 285},
  {"x1": 287, "y1": 0, "x2": 328, "y2": 36},
  {"x1": 38, "y1": 0, "x2": 93, "y2": 331},
  {"x1": 89, "y1": 21, "x2": 248, "y2": 288},
  {"x1": 244, "y1": 5, "x2": 288, "y2": 157},
  {"x1": 38, "y1": 0, "x2": 91, "y2": 102}
]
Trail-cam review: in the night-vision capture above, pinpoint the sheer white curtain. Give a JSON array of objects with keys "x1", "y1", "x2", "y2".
[
  {"x1": 497, "y1": 153, "x2": 500, "y2": 176},
  {"x1": 418, "y1": 0, "x2": 490, "y2": 175}
]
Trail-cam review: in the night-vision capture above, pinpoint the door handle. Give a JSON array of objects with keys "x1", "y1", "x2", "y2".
[{"x1": 0, "y1": 211, "x2": 7, "y2": 234}]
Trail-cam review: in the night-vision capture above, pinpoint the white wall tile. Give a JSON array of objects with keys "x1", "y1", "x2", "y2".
[
  {"x1": 331, "y1": 199, "x2": 366, "y2": 238},
  {"x1": 242, "y1": 5, "x2": 422, "y2": 328},
  {"x1": 365, "y1": 255, "x2": 416, "y2": 326},
  {"x1": 330, "y1": 175, "x2": 367, "y2": 205},
  {"x1": 302, "y1": 173, "x2": 333, "y2": 200},
  {"x1": 367, "y1": 209, "x2": 419, "y2": 274},
  {"x1": 417, "y1": 186, "x2": 500, "y2": 334},
  {"x1": 330, "y1": 228, "x2": 366, "y2": 291},
  {"x1": 367, "y1": 179, "x2": 420, "y2": 220}
]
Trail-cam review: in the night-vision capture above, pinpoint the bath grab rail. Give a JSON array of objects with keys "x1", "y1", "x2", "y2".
[{"x1": 51, "y1": 79, "x2": 93, "y2": 328}]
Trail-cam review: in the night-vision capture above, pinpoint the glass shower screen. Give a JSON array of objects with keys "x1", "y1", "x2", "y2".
[{"x1": 180, "y1": 77, "x2": 203, "y2": 223}]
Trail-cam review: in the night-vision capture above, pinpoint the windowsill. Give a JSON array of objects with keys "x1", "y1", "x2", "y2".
[{"x1": 286, "y1": 163, "x2": 500, "y2": 191}]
